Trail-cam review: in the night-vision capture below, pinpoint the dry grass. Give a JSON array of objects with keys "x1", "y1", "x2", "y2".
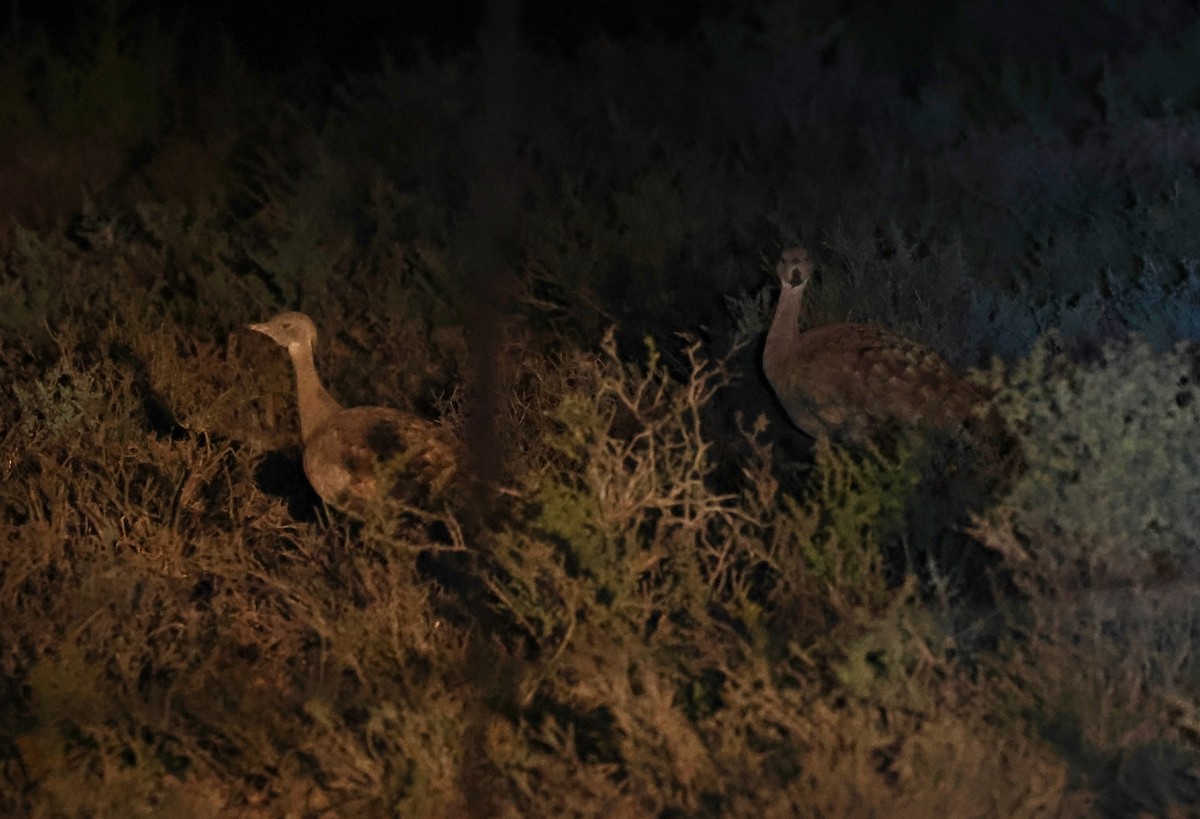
[{"x1": 0, "y1": 285, "x2": 1121, "y2": 816}]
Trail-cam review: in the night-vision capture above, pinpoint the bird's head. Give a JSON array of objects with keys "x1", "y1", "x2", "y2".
[
  {"x1": 776, "y1": 247, "x2": 814, "y2": 290},
  {"x1": 248, "y1": 311, "x2": 319, "y2": 354}
]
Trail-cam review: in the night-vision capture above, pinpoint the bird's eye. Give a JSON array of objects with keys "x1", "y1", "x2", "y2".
[{"x1": 281, "y1": 322, "x2": 291, "y2": 329}]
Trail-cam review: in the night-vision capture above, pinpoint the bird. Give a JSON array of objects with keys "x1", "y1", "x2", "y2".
[
  {"x1": 762, "y1": 247, "x2": 1001, "y2": 447},
  {"x1": 247, "y1": 311, "x2": 458, "y2": 515}
]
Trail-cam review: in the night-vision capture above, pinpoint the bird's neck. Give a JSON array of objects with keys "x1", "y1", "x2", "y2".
[
  {"x1": 764, "y1": 282, "x2": 806, "y2": 379},
  {"x1": 287, "y1": 341, "x2": 343, "y2": 442}
]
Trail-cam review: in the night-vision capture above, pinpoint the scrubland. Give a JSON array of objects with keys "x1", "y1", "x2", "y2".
[{"x1": 2, "y1": 3, "x2": 1200, "y2": 816}]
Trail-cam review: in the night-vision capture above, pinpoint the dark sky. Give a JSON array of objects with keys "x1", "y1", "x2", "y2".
[
  {"x1": 210, "y1": 0, "x2": 746, "y2": 70},
  {"x1": 8, "y1": 0, "x2": 1195, "y2": 101},
  {"x1": 9, "y1": 0, "x2": 736, "y2": 73}
]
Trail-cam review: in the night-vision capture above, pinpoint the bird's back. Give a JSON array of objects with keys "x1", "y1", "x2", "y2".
[
  {"x1": 303, "y1": 406, "x2": 458, "y2": 513},
  {"x1": 768, "y1": 322, "x2": 990, "y2": 442}
]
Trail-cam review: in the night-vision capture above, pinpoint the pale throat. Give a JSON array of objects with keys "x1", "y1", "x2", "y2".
[{"x1": 764, "y1": 282, "x2": 806, "y2": 370}]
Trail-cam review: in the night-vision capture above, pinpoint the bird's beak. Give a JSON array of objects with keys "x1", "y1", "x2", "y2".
[{"x1": 247, "y1": 323, "x2": 266, "y2": 334}]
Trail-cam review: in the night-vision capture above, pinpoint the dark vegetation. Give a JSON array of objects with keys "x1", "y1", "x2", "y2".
[{"x1": 2, "y1": 0, "x2": 1200, "y2": 814}]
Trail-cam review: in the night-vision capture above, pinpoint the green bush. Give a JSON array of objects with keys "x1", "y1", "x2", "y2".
[{"x1": 979, "y1": 337, "x2": 1200, "y2": 583}]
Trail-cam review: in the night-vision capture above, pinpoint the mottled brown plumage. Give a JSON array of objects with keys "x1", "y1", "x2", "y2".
[
  {"x1": 763, "y1": 247, "x2": 996, "y2": 444},
  {"x1": 249, "y1": 312, "x2": 457, "y2": 514}
]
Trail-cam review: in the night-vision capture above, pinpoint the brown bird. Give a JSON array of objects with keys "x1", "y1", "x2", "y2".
[
  {"x1": 248, "y1": 312, "x2": 458, "y2": 515},
  {"x1": 763, "y1": 247, "x2": 998, "y2": 445}
]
